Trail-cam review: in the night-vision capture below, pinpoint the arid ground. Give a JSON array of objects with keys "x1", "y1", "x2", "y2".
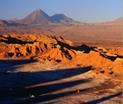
[{"x1": 0, "y1": 33, "x2": 123, "y2": 104}]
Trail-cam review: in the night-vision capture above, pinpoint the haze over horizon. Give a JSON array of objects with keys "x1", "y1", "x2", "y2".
[{"x1": 0, "y1": 0, "x2": 123, "y2": 23}]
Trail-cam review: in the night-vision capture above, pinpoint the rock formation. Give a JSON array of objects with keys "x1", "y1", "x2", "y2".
[{"x1": 0, "y1": 33, "x2": 123, "y2": 76}]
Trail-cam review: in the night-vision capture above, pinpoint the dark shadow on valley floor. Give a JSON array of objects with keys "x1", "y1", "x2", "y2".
[
  {"x1": 16, "y1": 87, "x2": 94, "y2": 104},
  {"x1": 0, "y1": 59, "x2": 37, "y2": 72},
  {"x1": 86, "y1": 92, "x2": 122, "y2": 104},
  {"x1": 0, "y1": 59, "x2": 92, "y2": 102}
]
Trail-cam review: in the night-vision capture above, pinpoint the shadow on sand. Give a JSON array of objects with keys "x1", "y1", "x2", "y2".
[
  {"x1": 86, "y1": 92, "x2": 122, "y2": 104},
  {"x1": 0, "y1": 59, "x2": 92, "y2": 100},
  {"x1": 0, "y1": 59, "x2": 37, "y2": 72},
  {"x1": 0, "y1": 59, "x2": 121, "y2": 104}
]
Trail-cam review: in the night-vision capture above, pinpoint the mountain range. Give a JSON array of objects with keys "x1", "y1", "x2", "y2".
[
  {"x1": 0, "y1": 9, "x2": 77, "y2": 26},
  {"x1": 0, "y1": 9, "x2": 123, "y2": 44},
  {"x1": 1, "y1": 9, "x2": 122, "y2": 26}
]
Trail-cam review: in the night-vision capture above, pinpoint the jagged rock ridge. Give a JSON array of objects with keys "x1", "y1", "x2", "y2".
[{"x1": 0, "y1": 34, "x2": 123, "y2": 75}]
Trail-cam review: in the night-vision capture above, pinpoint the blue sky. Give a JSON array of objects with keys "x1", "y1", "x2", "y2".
[{"x1": 0, "y1": 0, "x2": 123, "y2": 22}]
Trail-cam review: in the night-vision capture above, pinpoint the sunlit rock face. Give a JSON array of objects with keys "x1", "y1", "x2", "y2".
[{"x1": 0, "y1": 33, "x2": 123, "y2": 76}]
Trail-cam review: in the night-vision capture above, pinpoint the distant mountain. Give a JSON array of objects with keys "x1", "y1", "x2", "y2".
[
  {"x1": 51, "y1": 14, "x2": 74, "y2": 23},
  {"x1": 0, "y1": 9, "x2": 122, "y2": 26},
  {"x1": 114, "y1": 17, "x2": 123, "y2": 22},
  {"x1": 112, "y1": 17, "x2": 123, "y2": 25},
  {"x1": 15, "y1": 9, "x2": 77, "y2": 25},
  {"x1": 0, "y1": 19, "x2": 9, "y2": 26},
  {"x1": 0, "y1": 19, "x2": 24, "y2": 26},
  {"x1": 97, "y1": 17, "x2": 123, "y2": 26},
  {"x1": 18, "y1": 9, "x2": 52, "y2": 25}
]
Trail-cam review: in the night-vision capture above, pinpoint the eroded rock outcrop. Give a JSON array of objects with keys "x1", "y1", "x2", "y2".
[{"x1": 0, "y1": 33, "x2": 123, "y2": 75}]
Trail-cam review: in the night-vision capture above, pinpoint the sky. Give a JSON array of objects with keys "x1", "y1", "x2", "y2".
[{"x1": 0, "y1": 0, "x2": 123, "y2": 22}]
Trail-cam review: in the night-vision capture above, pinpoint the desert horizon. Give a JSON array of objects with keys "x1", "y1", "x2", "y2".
[{"x1": 0, "y1": 8, "x2": 123, "y2": 47}]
